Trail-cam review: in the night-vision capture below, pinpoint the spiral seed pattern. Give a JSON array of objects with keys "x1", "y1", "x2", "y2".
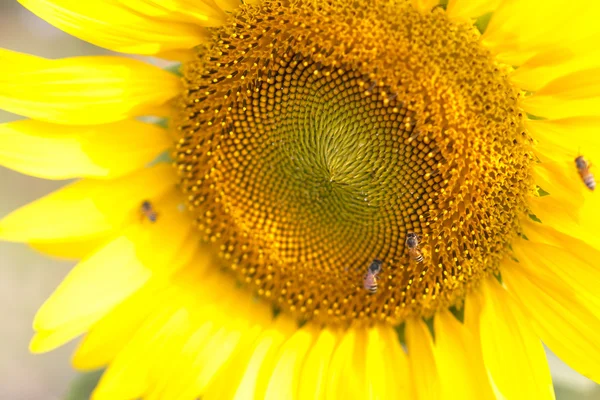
[{"x1": 173, "y1": 0, "x2": 533, "y2": 325}]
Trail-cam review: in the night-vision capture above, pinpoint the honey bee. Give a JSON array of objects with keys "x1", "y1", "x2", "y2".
[
  {"x1": 363, "y1": 259, "x2": 383, "y2": 294},
  {"x1": 406, "y1": 232, "x2": 424, "y2": 263},
  {"x1": 140, "y1": 200, "x2": 158, "y2": 223},
  {"x1": 575, "y1": 155, "x2": 596, "y2": 191}
]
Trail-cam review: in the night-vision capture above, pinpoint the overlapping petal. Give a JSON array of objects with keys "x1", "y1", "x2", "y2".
[
  {"x1": 521, "y1": 68, "x2": 600, "y2": 119},
  {"x1": 119, "y1": 0, "x2": 228, "y2": 26},
  {"x1": 0, "y1": 119, "x2": 170, "y2": 180},
  {"x1": 511, "y1": 34, "x2": 600, "y2": 91},
  {"x1": 17, "y1": 0, "x2": 209, "y2": 55},
  {"x1": 434, "y1": 310, "x2": 495, "y2": 400},
  {"x1": 30, "y1": 192, "x2": 194, "y2": 352},
  {"x1": 262, "y1": 327, "x2": 317, "y2": 400},
  {"x1": 365, "y1": 326, "x2": 411, "y2": 399},
  {"x1": 528, "y1": 159, "x2": 600, "y2": 252},
  {"x1": 146, "y1": 293, "x2": 270, "y2": 399},
  {"x1": 29, "y1": 234, "x2": 111, "y2": 260},
  {"x1": 296, "y1": 328, "x2": 339, "y2": 400},
  {"x1": 73, "y1": 279, "x2": 175, "y2": 370},
  {"x1": 526, "y1": 117, "x2": 600, "y2": 161},
  {"x1": 0, "y1": 164, "x2": 175, "y2": 242},
  {"x1": 200, "y1": 316, "x2": 296, "y2": 400},
  {"x1": 503, "y1": 247, "x2": 600, "y2": 384},
  {"x1": 482, "y1": 0, "x2": 600, "y2": 65},
  {"x1": 0, "y1": 50, "x2": 180, "y2": 125},
  {"x1": 405, "y1": 318, "x2": 440, "y2": 400},
  {"x1": 479, "y1": 278, "x2": 555, "y2": 400}
]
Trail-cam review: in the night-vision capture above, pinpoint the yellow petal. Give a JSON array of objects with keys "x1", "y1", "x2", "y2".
[
  {"x1": 527, "y1": 116, "x2": 600, "y2": 147},
  {"x1": 482, "y1": 0, "x2": 600, "y2": 65},
  {"x1": 153, "y1": 322, "x2": 226, "y2": 400},
  {"x1": 321, "y1": 326, "x2": 411, "y2": 399},
  {"x1": 434, "y1": 310, "x2": 495, "y2": 400},
  {"x1": 325, "y1": 328, "x2": 368, "y2": 400},
  {"x1": 0, "y1": 50, "x2": 180, "y2": 125},
  {"x1": 263, "y1": 327, "x2": 316, "y2": 400},
  {"x1": 503, "y1": 255, "x2": 600, "y2": 384},
  {"x1": 74, "y1": 254, "x2": 210, "y2": 370},
  {"x1": 121, "y1": 192, "x2": 196, "y2": 274},
  {"x1": 72, "y1": 280, "x2": 172, "y2": 370},
  {"x1": 528, "y1": 160, "x2": 600, "y2": 251},
  {"x1": 528, "y1": 196, "x2": 600, "y2": 255},
  {"x1": 446, "y1": 0, "x2": 501, "y2": 20},
  {"x1": 522, "y1": 96, "x2": 600, "y2": 120},
  {"x1": 99, "y1": 277, "x2": 224, "y2": 398},
  {"x1": 366, "y1": 325, "x2": 412, "y2": 400},
  {"x1": 533, "y1": 67, "x2": 600, "y2": 99},
  {"x1": 220, "y1": 0, "x2": 258, "y2": 9},
  {"x1": 119, "y1": 0, "x2": 227, "y2": 26},
  {"x1": 33, "y1": 192, "x2": 194, "y2": 334},
  {"x1": 530, "y1": 160, "x2": 586, "y2": 220},
  {"x1": 192, "y1": 325, "x2": 264, "y2": 399},
  {"x1": 92, "y1": 303, "x2": 191, "y2": 400},
  {"x1": 520, "y1": 68, "x2": 600, "y2": 119},
  {"x1": 156, "y1": 321, "x2": 249, "y2": 399},
  {"x1": 228, "y1": 317, "x2": 296, "y2": 400},
  {"x1": 0, "y1": 164, "x2": 175, "y2": 242},
  {"x1": 0, "y1": 119, "x2": 170, "y2": 180},
  {"x1": 18, "y1": 0, "x2": 207, "y2": 55},
  {"x1": 297, "y1": 328, "x2": 339, "y2": 400},
  {"x1": 526, "y1": 117, "x2": 600, "y2": 164},
  {"x1": 513, "y1": 236, "x2": 600, "y2": 317},
  {"x1": 479, "y1": 278, "x2": 555, "y2": 400},
  {"x1": 30, "y1": 313, "x2": 103, "y2": 353},
  {"x1": 521, "y1": 218, "x2": 600, "y2": 275},
  {"x1": 201, "y1": 314, "x2": 291, "y2": 400},
  {"x1": 29, "y1": 234, "x2": 110, "y2": 260},
  {"x1": 405, "y1": 318, "x2": 440, "y2": 400},
  {"x1": 463, "y1": 290, "x2": 505, "y2": 398},
  {"x1": 148, "y1": 285, "x2": 269, "y2": 400},
  {"x1": 511, "y1": 35, "x2": 600, "y2": 92},
  {"x1": 33, "y1": 238, "x2": 153, "y2": 337},
  {"x1": 0, "y1": 48, "x2": 46, "y2": 69}
]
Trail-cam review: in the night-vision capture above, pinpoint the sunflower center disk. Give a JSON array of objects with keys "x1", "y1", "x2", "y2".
[{"x1": 174, "y1": 1, "x2": 533, "y2": 325}]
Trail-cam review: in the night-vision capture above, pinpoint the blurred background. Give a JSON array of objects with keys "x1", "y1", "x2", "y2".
[{"x1": 0, "y1": 0, "x2": 599, "y2": 399}]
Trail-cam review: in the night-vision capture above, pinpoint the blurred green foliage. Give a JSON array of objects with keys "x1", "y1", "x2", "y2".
[{"x1": 64, "y1": 370, "x2": 104, "y2": 400}]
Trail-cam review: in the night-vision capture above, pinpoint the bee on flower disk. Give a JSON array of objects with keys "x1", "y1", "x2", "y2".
[
  {"x1": 405, "y1": 232, "x2": 424, "y2": 263},
  {"x1": 140, "y1": 200, "x2": 159, "y2": 223},
  {"x1": 363, "y1": 259, "x2": 383, "y2": 294},
  {"x1": 575, "y1": 155, "x2": 596, "y2": 191}
]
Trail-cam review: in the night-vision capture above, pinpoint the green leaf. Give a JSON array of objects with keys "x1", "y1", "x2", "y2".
[
  {"x1": 395, "y1": 322, "x2": 406, "y2": 347},
  {"x1": 423, "y1": 317, "x2": 436, "y2": 341},
  {"x1": 537, "y1": 186, "x2": 550, "y2": 197},
  {"x1": 165, "y1": 63, "x2": 182, "y2": 77},
  {"x1": 449, "y1": 305, "x2": 464, "y2": 323},
  {"x1": 529, "y1": 213, "x2": 542, "y2": 223},
  {"x1": 475, "y1": 12, "x2": 493, "y2": 34}
]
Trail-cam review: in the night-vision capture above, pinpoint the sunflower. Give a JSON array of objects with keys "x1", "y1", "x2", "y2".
[{"x1": 2, "y1": 0, "x2": 600, "y2": 398}]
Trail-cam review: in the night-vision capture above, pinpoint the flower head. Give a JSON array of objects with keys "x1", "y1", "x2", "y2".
[{"x1": 2, "y1": 0, "x2": 600, "y2": 398}]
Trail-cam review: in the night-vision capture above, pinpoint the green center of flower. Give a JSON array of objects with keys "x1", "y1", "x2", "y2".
[{"x1": 173, "y1": 0, "x2": 533, "y2": 326}]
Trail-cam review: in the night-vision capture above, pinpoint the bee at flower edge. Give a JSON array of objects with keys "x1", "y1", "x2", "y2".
[{"x1": 575, "y1": 155, "x2": 596, "y2": 191}]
